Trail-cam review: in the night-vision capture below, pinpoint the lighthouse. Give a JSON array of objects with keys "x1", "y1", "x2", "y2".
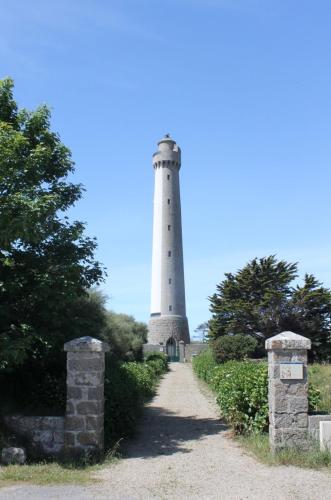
[{"x1": 148, "y1": 135, "x2": 190, "y2": 359}]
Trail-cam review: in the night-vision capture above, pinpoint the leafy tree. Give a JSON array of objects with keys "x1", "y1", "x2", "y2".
[
  {"x1": 0, "y1": 78, "x2": 105, "y2": 372},
  {"x1": 208, "y1": 256, "x2": 331, "y2": 360},
  {"x1": 101, "y1": 311, "x2": 148, "y2": 361}
]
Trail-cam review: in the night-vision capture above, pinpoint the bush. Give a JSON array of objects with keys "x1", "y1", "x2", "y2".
[
  {"x1": 191, "y1": 349, "x2": 216, "y2": 384},
  {"x1": 308, "y1": 364, "x2": 331, "y2": 413},
  {"x1": 145, "y1": 353, "x2": 168, "y2": 374},
  {"x1": 0, "y1": 292, "x2": 149, "y2": 416},
  {"x1": 212, "y1": 361, "x2": 268, "y2": 433},
  {"x1": 104, "y1": 356, "x2": 167, "y2": 448},
  {"x1": 193, "y1": 352, "x2": 321, "y2": 434},
  {"x1": 212, "y1": 334, "x2": 258, "y2": 363}
]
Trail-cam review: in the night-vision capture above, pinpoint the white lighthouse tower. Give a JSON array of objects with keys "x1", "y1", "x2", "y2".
[{"x1": 148, "y1": 134, "x2": 190, "y2": 358}]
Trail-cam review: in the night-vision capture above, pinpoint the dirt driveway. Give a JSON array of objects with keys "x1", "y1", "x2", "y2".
[{"x1": 1, "y1": 363, "x2": 331, "y2": 499}]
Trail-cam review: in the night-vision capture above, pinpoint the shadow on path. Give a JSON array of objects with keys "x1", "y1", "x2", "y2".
[{"x1": 123, "y1": 406, "x2": 227, "y2": 459}]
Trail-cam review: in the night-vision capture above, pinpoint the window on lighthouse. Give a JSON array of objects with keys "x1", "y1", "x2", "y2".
[
  {"x1": 169, "y1": 305, "x2": 172, "y2": 312},
  {"x1": 168, "y1": 251, "x2": 171, "y2": 257},
  {"x1": 168, "y1": 278, "x2": 172, "y2": 284},
  {"x1": 167, "y1": 174, "x2": 170, "y2": 180},
  {"x1": 167, "y1": 199, "x2": 170, "y2": 205},
  {"x1": 168, "y1": 225, "x2": 171, "y2": 231}
]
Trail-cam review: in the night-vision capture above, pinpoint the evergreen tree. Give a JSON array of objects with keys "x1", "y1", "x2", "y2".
[
  {"x1": 289, "y1": 274, "x2": 331, "y2": 360},
  {"x1": 208, "y1": 256, "x2": 331, "y2": 360}
]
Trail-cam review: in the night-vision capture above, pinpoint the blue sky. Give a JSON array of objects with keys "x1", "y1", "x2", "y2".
[{"x1": 1, "y1": 0, "x2": 331, "y2": 338}]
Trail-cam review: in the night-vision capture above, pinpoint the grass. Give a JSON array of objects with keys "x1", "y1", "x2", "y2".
[
  {"x1": 309, "y1": 364, "x2": 331, "y2": 413},
  {"x1": 238, "y1": 433, "x2": 331, "y2": 470},
  {"x1": 0, "y1": 462, "x2": 96, "y2": 487},
  {"x1": 238, "y1": 363, "x2": 331, "y2": 470},
  {"x1": 0, "y1": 449, "x2": 119, "y2": 487}
]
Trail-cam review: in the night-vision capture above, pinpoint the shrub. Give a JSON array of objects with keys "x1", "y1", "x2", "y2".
[
  {"x1": 212, "y1": 334, "x2": 258, "y2": 363},
  {"x1": 145, "y1": 353, "x2": 168, "y2": 373},
  {"x1": 308, "y1": 364, "x2": 331, "y2": 413},
  {"x1": 211, "y1": 360, "x2": 269, "y2": 433},
  {"x1": 104, "y1": 356, "x2": 167, "y2": 448},
  {"x1": 193, "y1": 354, "x2": 321, "y2": 434},
  {"x1": 191, "y1": 349, "x2": 216, "y2": 384}
]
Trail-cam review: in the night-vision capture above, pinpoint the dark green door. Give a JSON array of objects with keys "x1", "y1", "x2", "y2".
[{"x1": 166, "y1": 338, "x2": 179, "y2": 362}]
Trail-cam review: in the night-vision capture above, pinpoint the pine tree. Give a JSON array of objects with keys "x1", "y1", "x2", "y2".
[{"x1": 208, "y1": 256, "x2": 331, "y2": 360}]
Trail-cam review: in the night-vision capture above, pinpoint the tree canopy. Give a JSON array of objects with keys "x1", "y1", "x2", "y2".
[
  {"x1": 0, "y1": 77, "x2": 105, "y2": 371},
  {"x1": 208, "y1": 256, "x2": 331, "y2": 360},
  {"x1": 102, "y1": 310, "x2": 147, "y2": 361}
]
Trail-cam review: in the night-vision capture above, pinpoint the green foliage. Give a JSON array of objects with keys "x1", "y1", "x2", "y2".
[
  {"x1": 212, "y1": 334, "x2": 257, "y2": 363},
  {"x1": 0, "y1": 78, "x2": 105, "y2": 372},
  {"x1": 193, "y1": 352, "x2": 321, "y2": 434},
  {"x1": 104, "y1": 356, "x2": 167, "y2": 447},
  {"x1": 101, "y1": 310, "x2": 147, "y2": 362},
  {"x1": 211, "y1": 361, "x2": 269, "y2": 434},
  {"x1": 145, "y1": 352, "x2": 169, "y2": 374},
  {"x1": 308, "y1": 384, "x2": 321, "y2": 412},
  {"x1": 0, "y1": 290, "x2": 108, "y2": 415},
  {"x1": 191, "y1": 349, "x2": 216, "y2": 384},
  {"x1": 208, "y1": 256, "x2": 331, "y2": 361},
  {"x1": 308, "y1": 364, "x2": 331, "y2": 413},
  {"x1": 290, "y1": 274, "x2": 331, "y2": 361},
  {"x1": 239, "y1": 432, "x2": 331, "y2": 470},
  {"x1": 0, "y1": 290, "x2": 150, "y2": 416}
]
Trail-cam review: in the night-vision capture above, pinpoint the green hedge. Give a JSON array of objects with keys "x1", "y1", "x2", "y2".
[
  {"x1": 193, "y1": 349, "x2": 321, "y2": 434},
  {"x1": 145, "y1": 352, "x2": 169, "y2": 374},
  {"x1": 212, "y1": 334, "x2": 258, "y2": 363},
  {"x1": 104, "y1": 353, "x2": 168, "y2": 447}
]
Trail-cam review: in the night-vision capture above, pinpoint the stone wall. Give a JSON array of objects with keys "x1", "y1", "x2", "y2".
[
  {"x1": 4, "y1": 416, "x2": 64, "y2": 458},
  {"x1": 308, "y1": 415, "x2": 331, "y2": 442},
  {"x1": 143, "y1": 341, "x2": 208, "y2": 362},
  {"x1": 185, "y1": 343, "x2": 208, "y2": 362},
  {"x1": 143, "y1": 344, "x2": 166, "y2": 356}
]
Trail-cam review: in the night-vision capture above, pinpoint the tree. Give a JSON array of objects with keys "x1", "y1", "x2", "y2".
[
  {"x1": 212, "y1": 334, "x2": 257, "y2": 363},
  {"x1": 289, "y1": 274, "x2": 331, "y2": 360},
  {"x1": 0, "y1": 78, "x2": 105, "y2": 372},
  {"x1": 101, "y1": 311, "x2": 148, "y2": 361},
  {"x1": 194, "y1": 322, "x2": 209, "y2": 343},
  {"x1": 208, "y1": 256, "x2": 331, "y2": 360}
]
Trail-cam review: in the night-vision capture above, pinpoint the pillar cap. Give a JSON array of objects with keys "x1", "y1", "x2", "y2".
[
  {"x1": 64, "y1": 336, "x2": 110, "y2": 353},
  {"x1": 265, "y1": 331, "x2": 311, "y2": 351}
]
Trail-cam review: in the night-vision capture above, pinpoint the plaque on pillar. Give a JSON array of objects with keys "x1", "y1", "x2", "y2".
[{"x1": 280, "y1": 362, "x2": 304, "y2": 380}]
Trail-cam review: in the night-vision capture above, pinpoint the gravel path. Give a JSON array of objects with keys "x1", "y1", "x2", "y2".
[{"x1": 1, "y1": 363, "x2": 331, "y2": 499}]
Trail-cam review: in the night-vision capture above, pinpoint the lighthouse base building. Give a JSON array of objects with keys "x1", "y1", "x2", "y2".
[
  {"x1": 148, "y1": 316, "x2": 190, "y2": 362},
  {"x1": 148, "y1": 315, "x2": 190, "y2": 347}
]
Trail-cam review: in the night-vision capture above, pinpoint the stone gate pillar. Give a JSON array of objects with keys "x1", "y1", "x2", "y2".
[
  {"x1": 64, "y1": 336, "x2": 109, "y2": 460},
  {"x1": 266, "y1": 331, "x2": 311, "y2": 452}
]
